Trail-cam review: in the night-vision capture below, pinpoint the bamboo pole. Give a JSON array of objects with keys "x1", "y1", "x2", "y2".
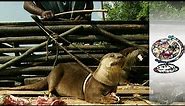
[
  {"x1": 0, "y1": 34, "x2": 148, "y2": 43},
  {"x1": 0, "y1": 44, "x2": 148, "y2": 55},
  {"x1": 0, "y1": 43, "x2": 12, "y2": 48},
  {"x1": 0, "y1": 66, "x2": 148, "y2": 76},
  {"x1": 0, "y1": 45, "x2": 120, "y2": 53},
  {"x1": 0, "y1": 25, "x2": 83, "y2": 71},
  {"x1": 54, "y1": 9, "x2": 108, "y2": 17},
  {"x1": 0, "y1": 54, "x2": 104, "y2": 63},
  {"x1": 0, "y1": 66, "x2": 99, "y2": 76},
  {"x1": 92, "y1": 25, "x2": 139, "y2": 47},
  {"x1": 0, "y1": 54, "x2": 8, "y2": 56},
  {"x1": 65, "y1": 34, "x2": 149, "y2": 41},
  {"x1": 0, "y1": 66, "x2": 52, "y2": 76},
  {"x1": 0, "y1": 75, "x2": 45, "y2": 81},
  {"x1": 0, "y1": 36, "x2": 46, "y2": 43},
  {"x1": 0, "y1": 21, "x2": 148, "y2": 26},
  {"x1": 0, "y1": 90, "x2": 48, "y2": 96},
  {"x1": 0, "y1": 24, "x2": 148, "y2": 37},
  {"x1": 116, "y1": 85, "x2": 151, "y2": 95}
]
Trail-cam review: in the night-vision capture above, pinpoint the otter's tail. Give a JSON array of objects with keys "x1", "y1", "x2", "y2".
[{"x1": 0, "y1": 78, "x2": 48, "y2": 91}]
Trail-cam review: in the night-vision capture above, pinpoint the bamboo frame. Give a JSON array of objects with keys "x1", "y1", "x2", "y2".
[
  {"x1": 0, "y1": 24, "x2": 148, "y2": 37},
  {"x1": 0, "y1": 21, "x2": 149, "y2": 86},
  {"x1": 0, "y1": 25, "x2": 83, "y2": 71},
  {"x1": 0, "y1": 34, "x2": 148, "y2": 43}
]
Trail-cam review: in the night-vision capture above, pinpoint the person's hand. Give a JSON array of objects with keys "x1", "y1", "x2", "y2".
[{"x1": 41, "y1": 10, "x2": 54, "y2": 19}]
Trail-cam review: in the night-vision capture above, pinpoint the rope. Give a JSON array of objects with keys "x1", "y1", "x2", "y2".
[
  {"x1": 70, "y1": 1, "x2": 75, "y2": 19},
  {"x1": 82, "y1": 74, "x2": 92, "y2": 94},
  {"x1": 32, "y1": 15, "x2": 94, "y2": 73},
  {"x1": 35, "y1": 16, "x2": 100, "y2": 62},
  {"x1": 49, "y1": 34, "x2": 93, "y2": 73},
  {"x1": 53, "y1": 45, "x2": 59, "y2": 68},
  {"x1": 45, "y1": 39, "x2": 50, "y2": 61}
]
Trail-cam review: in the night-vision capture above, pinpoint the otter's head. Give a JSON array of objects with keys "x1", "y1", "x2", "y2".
[
  {"x1": 120, "y1": 47, "x2": 149, "y2": 84},
  {"x1": 93, "y1": 53, "x2": 125, "y2": 86},
  {"x1": 100, "y1": 53, "x2": 124, "y2": 68},
  {"x1": 120, "y1": 47, "x2": 148, "y2": 71}
]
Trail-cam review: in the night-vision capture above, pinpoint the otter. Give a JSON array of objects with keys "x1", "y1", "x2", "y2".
[
  {"x1": 1, "y1": 48, "x2": 147, "y2": 104},
  {"x1": 1, "y1": 53, "x2": 125, "y2": 104},
  {"x1": 119, "y1": 46, "x2": 149, "y2": 84}
]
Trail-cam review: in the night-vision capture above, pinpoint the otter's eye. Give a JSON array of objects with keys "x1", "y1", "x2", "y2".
[{"x1": 137, "y1": 54, "x2": 143, "y2": 61}]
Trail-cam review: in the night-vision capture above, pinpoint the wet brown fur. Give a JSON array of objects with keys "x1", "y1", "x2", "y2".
[{"x1": 1, "y1": 53, "x2": 124, "y2": 104}]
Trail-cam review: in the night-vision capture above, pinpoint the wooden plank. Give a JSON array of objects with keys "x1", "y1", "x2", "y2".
[
  {"x1": 0, "y1": 90, "x2": 48, "y2": 96},
  {"x1": 0, "y1": 85, "x2": 152, "y2": 96},
  {"x1": 0, "y1": 91, "x2": 152, "y2": 105},
  {"x1": 57, "y1": 97, "x2": 92, "y2": 105},
  {"x1": 117, "y1": 89, "x2": 151, "y2": 95},
  {"x1": 116, "y1": 85, "x2": 153, "y2": 95},
  {"x1": 26, "y1": 97, "x2": 152, "y2": 105}
]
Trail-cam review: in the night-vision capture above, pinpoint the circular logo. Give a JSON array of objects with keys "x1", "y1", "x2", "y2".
[
  {"x1": 151, "y1": 35, "x2": 184, "y2": 73},
  {"x1": 151, "y1": 35, "x2": 184, "y2": 63}
]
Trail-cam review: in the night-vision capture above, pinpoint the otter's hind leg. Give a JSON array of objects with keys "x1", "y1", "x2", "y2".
[{"x1": 47, "y1": 64, "x2": 64, "y2": 97}]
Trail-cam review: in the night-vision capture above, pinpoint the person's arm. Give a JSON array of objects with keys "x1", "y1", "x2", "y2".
[
  {"x1": 23, "y1": 1, "x2": 54, "y2": 19},
  {"x1": 85, "y1": 1, "x2": 94, "y2": 10},
  {"x1": 84, "y1": 1, "x2": 94, "y2": 20}
]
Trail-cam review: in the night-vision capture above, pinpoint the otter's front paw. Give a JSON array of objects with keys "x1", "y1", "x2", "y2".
[{"x1": 100, "y1": 93, "x2": 120, "y2": 104}]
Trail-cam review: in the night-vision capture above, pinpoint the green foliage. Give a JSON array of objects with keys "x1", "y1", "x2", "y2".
[
  {"x1": 103, "y1": 1, "x2": 185, "y2": 21},
  {"x1": 103, "y1": 1, "x2": 149, "y2": 21},
  {"x1": 150, "y1": 1, "x2": 185, "y2": 20},
  {"x1": 137, "y1": 1, "x2": 149, "y2": 21}
]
